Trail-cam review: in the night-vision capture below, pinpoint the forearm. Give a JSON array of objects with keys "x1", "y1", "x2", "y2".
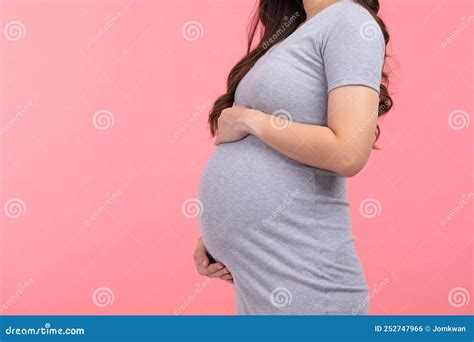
[{"x1": 243, "y1": 109, "x2": 366, "y2": 177}]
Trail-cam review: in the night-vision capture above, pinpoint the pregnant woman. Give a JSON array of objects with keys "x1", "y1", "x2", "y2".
[{"x1": 194, "y1": 0, "x2": 392, "y2": 314}]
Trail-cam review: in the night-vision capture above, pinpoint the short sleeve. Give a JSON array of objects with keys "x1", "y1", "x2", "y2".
[{"x1": 322, "y1": 3, "x2": 385, "y2": 94}]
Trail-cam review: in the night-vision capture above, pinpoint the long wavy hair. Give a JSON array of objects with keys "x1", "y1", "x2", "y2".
[{"x1": 208, "y1": 0, "x2": 392, "y2": 146}]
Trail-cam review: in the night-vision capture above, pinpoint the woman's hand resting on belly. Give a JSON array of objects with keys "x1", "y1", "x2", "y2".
[
  {"x1": 194, "y1": 237, "x2": 233, "y2": 284},
  {"x1": 214, "y1": 106, "x2": 255, "y2": 145}
]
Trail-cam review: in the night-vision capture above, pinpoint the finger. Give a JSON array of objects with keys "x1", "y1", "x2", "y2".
[
  {"x1": 206, "y1": 263, "x2": 225, "y2": 274},
  {"x1": 194, "y1": 256, "x2": 210, "y2": 276},
  {"x1": 208, "y1": 267, "x2": 230, "y2": 278},
  {"x1": 195, "y1": 263, "x2": 210, "y2": 276},
  {"x1": 193, "y1": 244, "x2": 207, "y2": 258},
  {"x1": 194, "y1": 248, "x2": 209, "y2": 269},
  {"x1": 225, "y1": 279, "x2": 234, "y2": 284},
  {"x1": 194, "y1": 255, "x2": 209, "y2": 269},
  {"x1": 219, "y1": 274, "x2": 233, "y2": 281}
]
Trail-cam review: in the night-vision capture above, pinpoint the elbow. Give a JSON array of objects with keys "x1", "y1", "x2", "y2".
[
  {"x1": 336, "y1": 154, "x2": 368, "y2": 178},
  {"x1": 339, "y1": 167, "x2": 361, "y2": 178}
]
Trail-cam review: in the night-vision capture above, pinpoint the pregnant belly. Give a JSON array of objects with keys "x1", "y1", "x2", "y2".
[{"x1": 198, "y1": 135, "x2": 351, "y2": 265}]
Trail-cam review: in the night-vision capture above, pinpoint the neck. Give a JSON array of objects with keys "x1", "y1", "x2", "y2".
[{"x1": 303, "y1": 0, "x2": 340, "y2": 20}]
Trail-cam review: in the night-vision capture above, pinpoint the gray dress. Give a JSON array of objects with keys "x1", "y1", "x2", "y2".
[{"x1": 198, "y1": 1, "x2": 385, "y2": 315}]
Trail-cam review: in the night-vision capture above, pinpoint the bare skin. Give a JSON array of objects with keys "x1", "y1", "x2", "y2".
[{"x1": 193, "y1": 237, "x2": 233, "y2": 283}]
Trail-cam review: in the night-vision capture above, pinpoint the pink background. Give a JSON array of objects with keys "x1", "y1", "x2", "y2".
[{"x1": 0, "y1": 0, "x2": 472, "y2": 315}]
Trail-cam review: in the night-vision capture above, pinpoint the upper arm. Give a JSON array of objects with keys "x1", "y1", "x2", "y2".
[
  {"x1": 328, "y1": 85, "x2": 379, "y2": 157},
  {"x1": 321, "y1": 4, "x2": 385, "y2": 173}
]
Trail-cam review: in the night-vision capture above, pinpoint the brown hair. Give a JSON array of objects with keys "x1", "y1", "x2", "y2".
[{"x1": 208, "y1": 0, "x2": 392, "y2": 145}]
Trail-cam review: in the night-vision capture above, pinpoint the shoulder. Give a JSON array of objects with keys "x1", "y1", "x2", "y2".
[
  {"x1": 331, "y1": 2, "x2": 375, "y2": 24},
  {"x1": 321, "y1": 2, "x2": 384, "y2": 48},
  {"x1": 327, "y1": 2, "x2": 380, "y2": 35}
]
